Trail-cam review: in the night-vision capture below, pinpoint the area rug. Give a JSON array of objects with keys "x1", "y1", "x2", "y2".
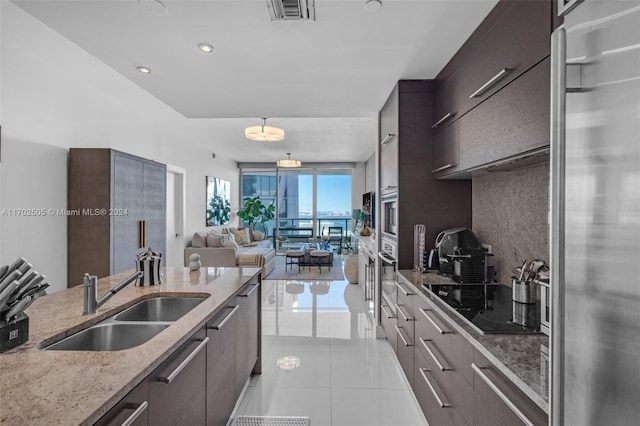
[{"x1": 265, "y1": 254, "x2": 345, "y2": 281}]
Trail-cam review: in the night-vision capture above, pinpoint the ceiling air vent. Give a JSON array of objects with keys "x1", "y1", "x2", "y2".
[{"x1": 267, "y1": 0, "x2": 316, "y2": 21}]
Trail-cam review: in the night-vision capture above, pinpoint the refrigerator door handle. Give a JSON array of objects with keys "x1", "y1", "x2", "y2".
[{"x1": 550, "y1": 26, "x2": 567, "y2": 426}]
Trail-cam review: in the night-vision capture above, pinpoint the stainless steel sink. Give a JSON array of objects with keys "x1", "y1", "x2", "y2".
[
  {"x1": 114, "y1": 297, "x2": 206, "y2": 322},
  {"x1": 45, "y1": 296, "x2": 208, "y2": 351},
  {"x1": 45, "y1": 323, "x2": 168, "y2": 351}
]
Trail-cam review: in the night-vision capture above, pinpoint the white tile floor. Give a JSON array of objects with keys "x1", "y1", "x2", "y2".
[{"x1": 234, "y1": 278, "x2": 428, "y2": 426}]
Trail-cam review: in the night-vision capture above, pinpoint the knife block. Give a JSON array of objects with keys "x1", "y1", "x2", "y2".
[{"x1": 0, "y1": 313, "x2": 29, "y2": 353}]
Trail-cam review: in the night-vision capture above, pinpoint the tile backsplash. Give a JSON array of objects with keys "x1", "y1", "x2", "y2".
[{"x1": 472, "y1": 164, "x2": 549, "y2": 284}]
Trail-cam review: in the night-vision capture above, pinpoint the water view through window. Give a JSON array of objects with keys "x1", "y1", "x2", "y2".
[{"x1": 241, "y1": 168, "x2": 352, "y2": 248}]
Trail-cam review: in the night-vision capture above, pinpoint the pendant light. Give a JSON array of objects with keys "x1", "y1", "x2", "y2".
[
  {"x1": 245, "y1": 118, "x2": 285, "y2": 142},
  {"x1": 277, "y1": 153, "x2": 302, "y2": 168}
]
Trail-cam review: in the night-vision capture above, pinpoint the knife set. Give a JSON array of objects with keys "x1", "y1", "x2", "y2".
[
  {"x1": 136, "y1": 248, "x2": 163, "y2": 286},
  {"x1": 0, "y1": 256, "x2": 50, "y2": 353}
]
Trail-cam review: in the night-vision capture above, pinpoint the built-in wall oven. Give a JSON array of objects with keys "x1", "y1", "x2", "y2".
[
  {"x1": 381, "y1": 192, "x2": 398, "y2": 239},
  {"x1": 379, "y1": 238, "x2": 398, "y2": 318}
]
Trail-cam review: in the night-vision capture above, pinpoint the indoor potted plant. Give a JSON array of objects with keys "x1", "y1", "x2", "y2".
[{"x1": 236, "y1": 196, "x2": 275, "y2": 233}]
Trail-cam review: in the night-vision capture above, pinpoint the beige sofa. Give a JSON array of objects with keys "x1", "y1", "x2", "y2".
[{"x1": 184, "y1": 227, "x2": 275, "y2": 278}]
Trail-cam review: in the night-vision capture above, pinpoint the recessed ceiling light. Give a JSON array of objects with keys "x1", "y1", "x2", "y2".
[
  {"x1": 137, "y1": 0, "x2": 167, "y2": 15},
  {"x1": 137, "y1": 66, "x2": 152, "y2": 74},
  {"x1": 198, "y1": 44, "x2": 214, "y2": 54},
  {"x1": 276, "y1": 356, "x2": 301, "y2": 370},
  {"x1": 364, "y1": 0, "x2": 382, "y2": 12}
]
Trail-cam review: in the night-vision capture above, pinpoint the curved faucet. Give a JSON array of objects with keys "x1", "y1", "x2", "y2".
[{"x1": 83, "y1": 271, "x2": 143, "y2": 315}]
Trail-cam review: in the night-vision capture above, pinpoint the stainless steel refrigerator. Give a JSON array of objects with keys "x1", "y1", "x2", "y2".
[{"x1": 551, "y1": 0, "x2": 640, "y2": 424}]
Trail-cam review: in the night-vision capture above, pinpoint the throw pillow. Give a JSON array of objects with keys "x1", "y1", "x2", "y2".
[
  {"x1": 191, "y1": 232, "x2": 207, "y2": 248},
  {"x1": 206, "y1": 233, "x2": 225, "y2": 247},
  {"x1": 230, "y1": 228, "x2": 248, "y2": 245},
  {"x1": 224, "y1": 239, "x2": 238, "y2": 249},
  {"x1": 253, "y1": 230, "x2": 264, "y2": 241}
]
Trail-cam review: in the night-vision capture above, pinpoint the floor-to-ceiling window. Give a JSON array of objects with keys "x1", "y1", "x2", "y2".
[{"x1": 240, "y1": 167, "x2": 352, "y2": 249}]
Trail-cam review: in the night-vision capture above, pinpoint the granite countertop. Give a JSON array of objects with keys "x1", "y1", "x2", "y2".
[
  {"x1": 398, "y1": 270, "x2": 549, "y2": 413},
  {"x1": 0, "y1": 266, "x2": 260, "y2": 426}
]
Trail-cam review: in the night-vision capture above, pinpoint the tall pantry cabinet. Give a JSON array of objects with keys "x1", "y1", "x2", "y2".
[{"x1": 67, "y1": 149, "x2": 166, "y2": 287}]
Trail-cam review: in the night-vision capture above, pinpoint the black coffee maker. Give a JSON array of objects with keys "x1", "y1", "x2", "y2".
[{"x1": 435, "y1": 228, "x2": 485, "y2": 283}]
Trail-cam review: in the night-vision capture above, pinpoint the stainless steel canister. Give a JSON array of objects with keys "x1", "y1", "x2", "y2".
[{"x1": 512, "y1": 278, "x2": 536, "y2": 304}]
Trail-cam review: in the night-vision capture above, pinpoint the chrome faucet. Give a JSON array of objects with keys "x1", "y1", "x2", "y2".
[{"x1": 83, "y1": 271, "x2": 143, "y2": 315}]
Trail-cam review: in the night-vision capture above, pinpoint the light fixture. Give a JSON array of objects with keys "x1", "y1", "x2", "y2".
[
  {"x1": 137, "y1": 66, "x2": 152, "y2": 74},
  {"x1": 277, "y1": 153, "x2": 302, "y2": 168},
  {"x1": 276, "y1": 356, "x2": 301, "y2": 370},
  {"x1": 364, "y1": 0, "x2": 382, "y2": 12},
  {"x1": 198, "y1": 43, "x2": 214, "y2": 53},
  {"x1": 244, "y1": 118, "x2": 285, "y2": 142}
]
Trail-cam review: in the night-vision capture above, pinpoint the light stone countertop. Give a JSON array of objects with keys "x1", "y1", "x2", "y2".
[
  {"x1": 398, "y1": 270, "x2": 549, "y2": 413},
  {"x1": 0, "y1": 266, "x2": 261, "y2": 426}
]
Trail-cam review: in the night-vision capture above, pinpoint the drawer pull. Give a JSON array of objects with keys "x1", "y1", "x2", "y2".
[
  {"x1": 210, "y1": 305, "x2": 240, "y2": 330},
  {"x1": 381, "y1": 134, "x2": 397, "y2": 145},
  {"x1": 158, "y1": 337, "x2": 209, "y2": 384},
  {"x1": 120, "y1": 401, "x2": 148, "y2": 426},
  {"x1": 419, "y1": 308, "x2": 448, "y2": 335},
  {"x1": 419, "y1": 368, "x2": 451, "y2": 408},
  {"x1": 469, "y1": 68, "x2": 511, "y2": 98},
  {"x1": 239, "y1": 283, "x2": 259, "y2": 297},
  {"x1": 419, "y1": 338, "x2": 449, "y2": 372},
  {"x1": 432, "y1": 112, "x2": 455, "y2": 129},
  {"x1": 397, "y1": 304, "x2": 414, "y2": 322},
  {"x1": 395, "y1": 282, "x2": 414, "y2": 296},
  {"x1": 431, "y1": 164, "x2": 454, "y2": 173},
  {"x1": 471, "y1": 363, "x2": 534, "y2": 426},
  {"x1": 394, "y1": 325, "x2": 413, "y2": 347},
  {"x1": 381, "y1": 304, "x2": 396, "y2": 319}
]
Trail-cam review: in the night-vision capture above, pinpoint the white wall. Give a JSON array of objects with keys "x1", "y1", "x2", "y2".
[
  {"x1": 352, "y1": 162, "x2": 366, "y2": 213},
  {"x1": 0, "y1": 3, "x2": 239, "y2": 293}
]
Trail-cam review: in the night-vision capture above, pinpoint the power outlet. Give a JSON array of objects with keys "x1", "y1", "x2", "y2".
[{"x1": 482, "y1": 243, "x2": 492, "y2": 254}]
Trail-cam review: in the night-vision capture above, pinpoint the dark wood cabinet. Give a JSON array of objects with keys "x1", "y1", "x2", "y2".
[
  {"x1": 473, "y1": 349, "x2": 548, "y2": 426},
  {"x1": 68, "y1": 149, "x2": 166, "y2": 287},
  {"x1": 206, "y1": 306, "x2": 239, "y2": 426},
  {"x1": 414, "y1": 350, "x2": 458, "y2": 426},
  {"x1": 380, "y1": 299, "x2": 398, "y2": 354},
  {"x1": 148, "y1": 328, "x2": 208, "y2": 426},
  {"x1": 380, "y1": 85, "x2": 399, "y2": 192},
  {"x1": 458, "y1": 57, "x2": 551, "y2": 171},
  {"x1": 432, "y1": 0, "x2": 553, "y2": 178},
  {"x1": 379, "y1": 81, "x2": 472, "y2": 270},
  {"x1": 94, "y1": 381, "x2": 149, "y2": 426},
  {"x1": 235, "y1": 280, "x2": 261, "y2": 401},
  {"x1": 396, "y1": 282, "x2": 416, "y2": 388}
]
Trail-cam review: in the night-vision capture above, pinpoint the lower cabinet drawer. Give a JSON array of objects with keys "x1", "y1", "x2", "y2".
[
  {"x1": 94, "y1": 381, "x2": 149, "y2": 426},
  {"x1": 381, "y1": 301, "x2": 398, "y2": 353},
  {"x1": 472, "y1": 350, "x2": 547, "y2": 426},
  {"x1": 414, "y1": 350, "x2": 462, "y2": 426}
]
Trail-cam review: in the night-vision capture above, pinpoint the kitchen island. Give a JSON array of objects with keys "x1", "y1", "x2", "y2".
[
  {"x1": 0, "y1": 266, "x2": 261, "y2": 425},
  {"x1": 398, "y1": 270, "x2": 548, "y2": 413}
]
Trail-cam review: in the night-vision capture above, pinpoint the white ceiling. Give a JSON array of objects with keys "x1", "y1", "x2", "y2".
[{"x1": 13, "y1": 0, "x2": 498, "y2": 163}]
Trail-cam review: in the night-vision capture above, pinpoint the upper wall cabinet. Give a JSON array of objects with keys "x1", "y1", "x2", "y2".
[
  {"x1": 380, "y1": 85, "x2": 399, "y2": 193},
  {"x1": 432, "y1": 0, "x2": 553, "y2": 178}
]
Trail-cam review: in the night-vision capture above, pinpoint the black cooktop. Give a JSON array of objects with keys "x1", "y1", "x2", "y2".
[{"x1": 421, "y1": 283, "x2": 541, "y2": 334}]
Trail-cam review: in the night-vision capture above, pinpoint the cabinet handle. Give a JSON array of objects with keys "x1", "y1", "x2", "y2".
[
  {"x1": 381, "y1": 134, "x2": 397, "y2": 145},
  {"x1": 471, "y1": 363, "x2": 534, "y2": 426},
  {"x1": 210, "y1": 305, "x2": 239, "y2": 330},
  {"x1": 419, "y1": 308, "x2": 448, "y2": 335},
  {"x1": 158, "y1": 337, "x2": 209, "y2": 384},
  {"x1": 394, "y1": 325, "x2": 413, "y2": 347},
  {"x1": 395, "y1": 281, "x2": 414, "y2": 296},
  {"x1": 238, "y1": 283, "x2": 259, "y2": 297},
  {"x1": 419, "y1": 368, "x2": 451, "y2": 408},
  {"x1": 469, "y1": 68, "x2": 511, "y2": 99},
  {"x1": 138, "y1": 220, "x2": 146, "y2": 248},
  {"x1": 120, "y1": 401, "x2": 148, "y2": 426},
  {"x1": 419, "y1": 338, "x2": 449, "y2": 372},
  {"x1": 397, "y1": 304, "x2": 414, "y2": 322},
  {"x1": 381, "y1": 304, "x2": 396, "y2": 319},
  {"x1": 432, "y1": 112, "x2": 455, "y2": 129},
  {"x1": 431, "y1": 164, "x2": 454, "y2": 173}
]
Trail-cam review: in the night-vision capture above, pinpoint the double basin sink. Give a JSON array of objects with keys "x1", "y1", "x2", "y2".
[{"x1": 45, "y1": 296, "x2": 206, "y2": 351}]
